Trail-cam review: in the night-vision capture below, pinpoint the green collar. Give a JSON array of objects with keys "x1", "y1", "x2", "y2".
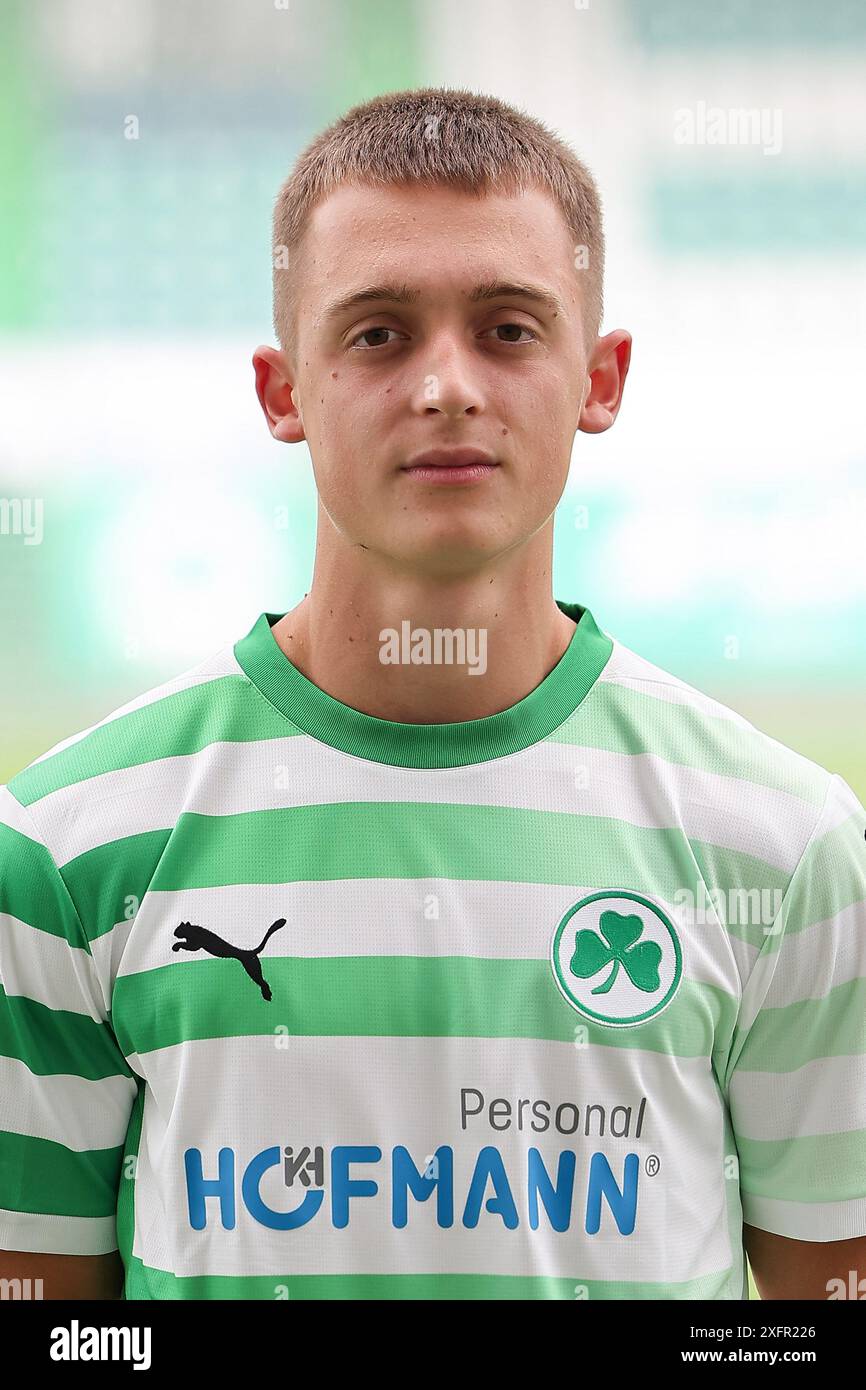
[{"x1": 234, "y1": 600, "x2": 612, "y2": 769}]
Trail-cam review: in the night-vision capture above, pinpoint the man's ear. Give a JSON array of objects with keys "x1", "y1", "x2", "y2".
[
  {"x1": 252, "y1": 345, "x2": 306, "y2": 444},
  {"x1": 577, "y1": 329, "x2": 632, "y2": 435}
]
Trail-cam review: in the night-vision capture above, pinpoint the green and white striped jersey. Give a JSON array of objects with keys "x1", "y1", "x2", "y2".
[{"x1": 1, "y1": 600, "x2": 865, "y2": 1300}]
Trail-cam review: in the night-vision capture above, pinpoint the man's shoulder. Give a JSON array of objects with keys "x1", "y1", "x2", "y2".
[
  {"x1": 593, "y1": 632, "x2": 835, "y2": 823},
  {"x1": 600, "y1": 633, "x2": 759, "y2": 727},
  {"x1": 3, "y1": 637, "x2": 250, "y2": 862}
]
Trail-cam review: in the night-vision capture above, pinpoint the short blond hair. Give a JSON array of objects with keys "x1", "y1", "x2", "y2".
[{"x1": 272, "y1": 86, "x2": 604, "y2": 356}]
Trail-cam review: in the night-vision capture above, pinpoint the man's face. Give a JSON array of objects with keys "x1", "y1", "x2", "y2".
[{"x1": 262, "y1": 182, "x2": 623, "y2": 580}]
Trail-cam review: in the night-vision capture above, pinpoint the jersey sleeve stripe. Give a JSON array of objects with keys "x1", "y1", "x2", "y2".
[
  {"x1": 0, "y1": 1130, "x2": 125, "y2": 1218},
  {"x1": 0, "y1": 809, "x2": 91, "y2": 948},
  {"x1": 0, "y1": 1206, "x2": 118, "y2": 1256},
  {"x1": 0, "y1": 986, "x2": 134, "y2": 1080},
  {"x1": 741, "y1": 1192, "x2": 866, "y2": 1242},
  {"x1": 730, "y1": 1052, "x2": 866, "y2": 1139},
  {"x1": 736, "y1": 1127, "x2": 866, "y2": 1206},
  {"x1": 0, "y1": 911, "x2": 110, "y2": 1016},
  {"x1": 728, "y1": 976, "x2": 866, "y2": 1073},
  {"x1": 0, "y1": 1056, "x2": 137, "y2": 1148}
]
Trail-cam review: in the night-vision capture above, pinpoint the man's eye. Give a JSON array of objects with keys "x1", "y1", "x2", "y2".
[
  {"x1": 350, "y1": 327, "x2": 400, "y2": 349},
  {"x1": 485, "y1": 323, "x2": 537, "y2": 344}
]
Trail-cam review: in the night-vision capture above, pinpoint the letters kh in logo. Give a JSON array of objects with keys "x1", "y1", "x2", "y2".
[{"x1": 551, "y1": 890, "x2": 682, "y2": 1028}]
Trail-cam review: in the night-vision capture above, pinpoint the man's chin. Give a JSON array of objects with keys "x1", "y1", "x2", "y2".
[{"x1": 369, "y1": 532, "x2": 519, "y2": 578}]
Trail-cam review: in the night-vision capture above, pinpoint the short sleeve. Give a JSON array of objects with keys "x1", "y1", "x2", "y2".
[
  {"x1": 0, "y1": 785, "x2": 138, "y2": 1254},
  {"x1": 726, "y1": 772, "x2": 866, "y2": 1241}
]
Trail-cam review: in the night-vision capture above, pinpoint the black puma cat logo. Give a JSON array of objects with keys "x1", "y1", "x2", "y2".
[{"x1": 172, "y1": 917, "x2": 286, "y2": 1001}]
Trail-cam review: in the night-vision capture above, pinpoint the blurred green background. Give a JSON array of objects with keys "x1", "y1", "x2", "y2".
[{"x1": 1, "y1": 0, "x2": 864, "y2": 1300}]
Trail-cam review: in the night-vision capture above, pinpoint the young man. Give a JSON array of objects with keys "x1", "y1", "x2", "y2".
[{"x1": 1, "y1": 88, "x2": 864, "y2": 1302}]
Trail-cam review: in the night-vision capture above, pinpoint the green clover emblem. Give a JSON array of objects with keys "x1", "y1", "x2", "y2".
[{"x1": 569, "y1": 909, "x2": 662, "y2": 995}]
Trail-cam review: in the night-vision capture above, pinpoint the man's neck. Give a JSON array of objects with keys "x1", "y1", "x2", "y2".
[{"x1": 270, "y1": 583, "x2": 577, "y2": 725}]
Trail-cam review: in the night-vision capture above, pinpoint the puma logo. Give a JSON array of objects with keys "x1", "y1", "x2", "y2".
[{"x1": 172, "y1": 917, "x2": 286, "y2": 1001}]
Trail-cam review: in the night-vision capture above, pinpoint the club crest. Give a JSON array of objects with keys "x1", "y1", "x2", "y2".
[{"x1": 550, "y1": 890, "x2": 683, "y2": 1028}]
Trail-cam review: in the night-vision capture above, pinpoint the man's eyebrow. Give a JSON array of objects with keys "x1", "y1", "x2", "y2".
[
  {"x1": 322, "y1": 283, "x2": 420, "y2": 321},
  {"x1": 468, "y1": 280, "x2": 567, "y2": 317},
  {"x1": 321, "y1": 279, "x2": 566, "y2": 322}
]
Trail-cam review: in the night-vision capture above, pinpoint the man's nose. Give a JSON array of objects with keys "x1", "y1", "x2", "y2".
[{"x1": 411, "y1": 336, "x2": 485, "y2": 417}]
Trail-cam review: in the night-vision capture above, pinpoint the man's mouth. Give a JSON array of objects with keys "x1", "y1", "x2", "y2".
[{"x1": 400, "y1": 447, "x2": 500, "y2": 484}]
